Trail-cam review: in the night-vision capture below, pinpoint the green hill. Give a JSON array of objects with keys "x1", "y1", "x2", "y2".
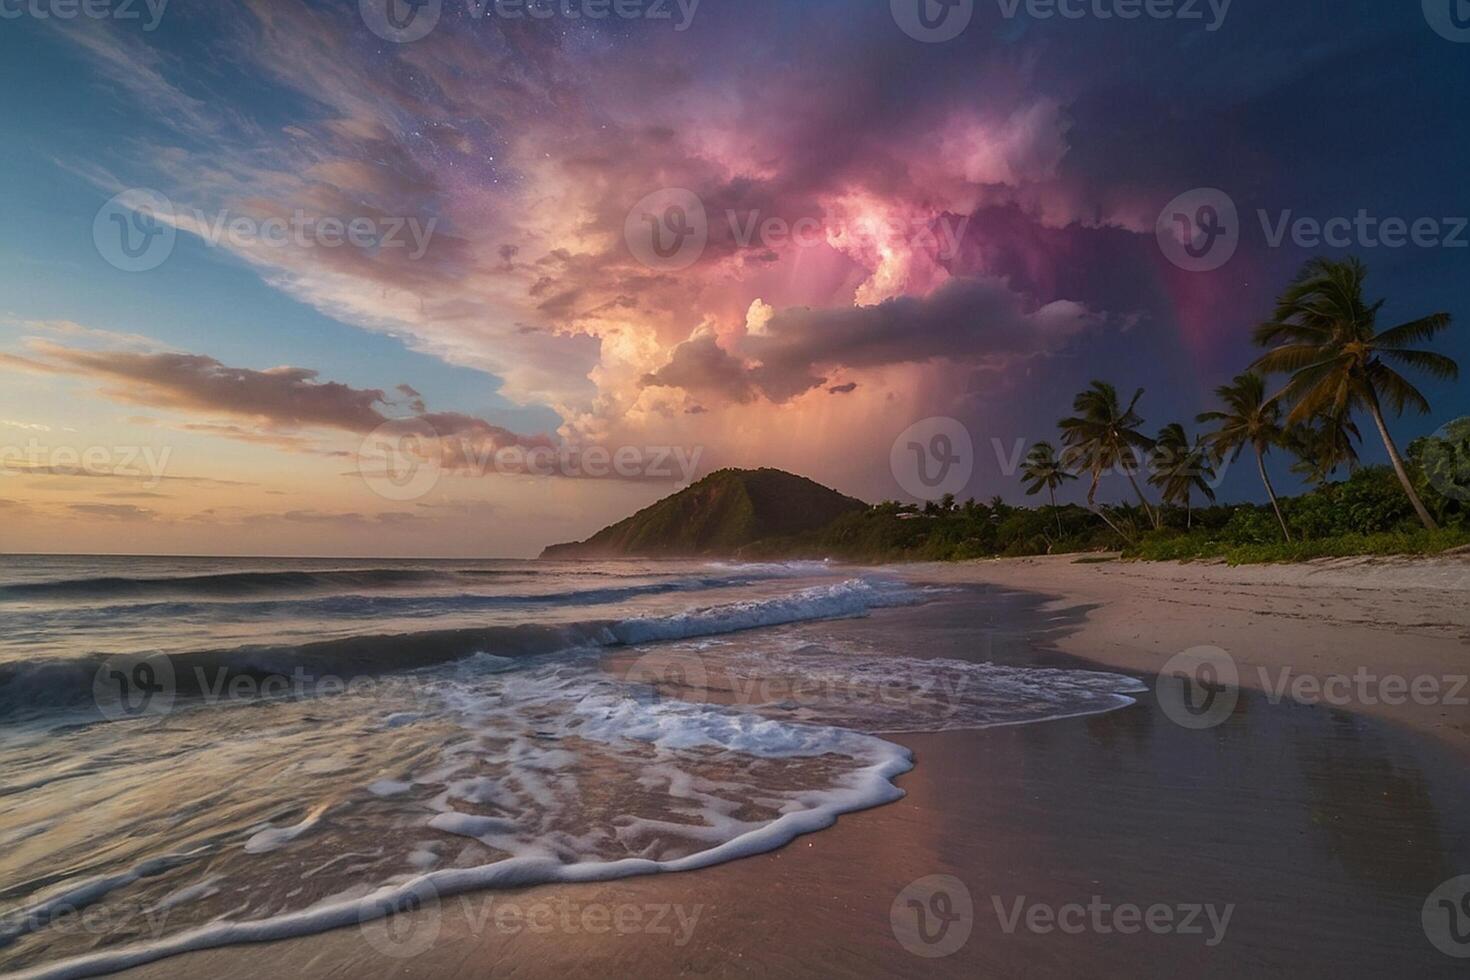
[{"x1": 539, "y1": 468, "x2": 868, "y2": 559}]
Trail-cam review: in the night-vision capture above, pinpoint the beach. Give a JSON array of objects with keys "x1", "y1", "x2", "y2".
[{"x1": 87, "y1": 554, "x2": 1470, "y2": 979}]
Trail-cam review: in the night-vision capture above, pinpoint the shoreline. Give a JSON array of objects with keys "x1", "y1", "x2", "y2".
[
  {"x1": 903, "y1": 553, "x2": 1470, "y2": 757},
  {"x1": 90, "y1": 555, "x2": 1470, "y2": 978}
]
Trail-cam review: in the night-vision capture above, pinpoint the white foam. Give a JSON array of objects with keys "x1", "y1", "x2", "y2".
[
  {"x1": 366, "y1": 778, "x2": 412, "y2": 797},
  {"x1": 7, "y1": 573, "x2": 1148, "y2": 980},
  {"x1": 243, "y1": 811, "x2": 323, "y2": 855},
  {"x1": 10, "y1": 737, "x2": 912, "y2": 980},
  {"x1": 149, "y1": 878, "x2": 221, "y2": 913},
  {"x1": 445, "y1": 776, "x2": 502, "y2": 805},
  {"x1": 426, "y1": 812, "x2": 518, "y2": 840},
  {"x1": 610, "y1": 577, "x2": 917, "y2": 646}
]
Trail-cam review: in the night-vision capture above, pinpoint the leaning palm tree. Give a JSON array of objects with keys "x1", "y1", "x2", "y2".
[
  {"x1": 1021, "y1": 441, "x2": 1077, "y2": 537},
  {"x1": 1198, "y1": 373, "x2": 1293, "y2": 541},
  {"x1": 1253, "y1": 257, "x2": 1457, "y2": 530},
  {"x1": 1058, "y1": 381, "x2": 1160, "y2": 531},
  {"x1": 1149, "y1": 423, "x2": 1217, "y2": 529}
]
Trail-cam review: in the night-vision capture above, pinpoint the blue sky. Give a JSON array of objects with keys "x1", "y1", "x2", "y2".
[{"x1": 1, "y1": 0, "x2": 1467, "y2": 554}]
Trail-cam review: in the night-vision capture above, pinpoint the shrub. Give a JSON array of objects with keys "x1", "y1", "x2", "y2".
[
  {"x1": 1221, "y1": 507, "x2": 1281, "y2": 545},
  {"x1": 1333, "y1": 466, "x2": 1415, "y2": 535},
  {"x1": 1284, "y1": 489, "x2": 1340, "y2": 540}
]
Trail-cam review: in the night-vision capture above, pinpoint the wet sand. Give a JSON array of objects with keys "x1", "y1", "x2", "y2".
[{"x1": 111, "y1": 556, "x2": 1470, "y2": 979}]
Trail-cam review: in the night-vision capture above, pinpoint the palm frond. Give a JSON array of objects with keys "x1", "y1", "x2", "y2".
[
  {"x1": 1377, "y1": 347, "x2": 1460, "y2": 381},
  {"x1": 1373, "y1": 312, "x2": 1452, "y2": 350}
]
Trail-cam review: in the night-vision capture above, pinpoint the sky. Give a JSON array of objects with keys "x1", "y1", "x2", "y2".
[{"x1": 1, "y1": 0, "x2": 1467, "y2": 557}]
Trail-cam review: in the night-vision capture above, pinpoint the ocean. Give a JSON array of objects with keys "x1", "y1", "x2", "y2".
[{"x1": 0, "y1": 556, "x2": 1144, "y2": 978}]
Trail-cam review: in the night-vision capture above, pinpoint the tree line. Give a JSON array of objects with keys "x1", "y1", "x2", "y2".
[{"x1": 1023, "y1": 257, "x2": 1460, "y2": 545}]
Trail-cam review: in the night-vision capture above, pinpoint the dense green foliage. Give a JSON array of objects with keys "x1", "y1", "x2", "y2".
[
  {"x1": 743, "y1": 463, "x2": 1470, "y2": 564},
  {"x1": 1123, "y1": 464, "x2": 1470, "y2": 564},
  {"x1": 743, "y1": 496, "x2": 1124, "y2": 562}
]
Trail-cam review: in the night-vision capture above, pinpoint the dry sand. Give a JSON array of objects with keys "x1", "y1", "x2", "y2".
[
  {"x1": 913, "y1": 553, "x2": 1470, "y2": 754},
  {"x1": 113, "y1": 555, "x2": 1470, "y2": 979}
]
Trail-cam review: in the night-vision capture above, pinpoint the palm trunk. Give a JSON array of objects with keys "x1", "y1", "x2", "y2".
[
  {"x1": 1366, "y1": 391, "x2": 1439, "y2": 531},
  {"x1": 1255, "y1": 446, "x2": 1292, "y2": 542},
  {"x1": 1186, "y1": 495, "x2": 1192, "y2": 531},
  {"x1": 1087, "y1": 475, "x2": 1131, "y2": 542},
  {"x1": 1125, "y1": 471, "x2": 1160, "y2": 529},
  {"x1": 1092, "y1": 505, "x2": 1130, "y2": 542},
  {"x1": 1049, "y1": 486, "x2": 1063, "y2": 538}
]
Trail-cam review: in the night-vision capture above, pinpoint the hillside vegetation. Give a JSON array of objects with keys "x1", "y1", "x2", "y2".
[{"x1": 540, "y1": 468, "x2": 867, "y2": 558}]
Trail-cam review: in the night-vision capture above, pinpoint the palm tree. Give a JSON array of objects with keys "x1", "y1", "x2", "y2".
[
  {"x1": 1252, "y1": 257, "x2": 1457, "y2": 530},
  {"x1": 1286, "y1": 413, "x2": 1361, "y2": 488},
  {"x1": 1021, "y1": 441, "x2": 1077, "y2": 537},
  {"x1": 1149, "y1": 423, "x2": 1217, "y2": 529},
  {"x1": 1058, "y1": 381, "x2": 1160, "y2": 531},
  {"x1": 1198, "y1": 373, "x2": 1294, "y2": 541}
]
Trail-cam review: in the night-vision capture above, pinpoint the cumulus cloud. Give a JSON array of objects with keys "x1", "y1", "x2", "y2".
[{"x1": 643, "y1": 277, "x2": 1101, "y2": 405}]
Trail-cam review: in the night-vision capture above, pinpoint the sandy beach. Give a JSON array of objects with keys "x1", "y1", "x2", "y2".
[
  {"x1": 917, "y1": 554, "x2": 1470, "y2": 754},
  {"x1": 100, "y1": 555, "x2": 1470, "y2": 980}
]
